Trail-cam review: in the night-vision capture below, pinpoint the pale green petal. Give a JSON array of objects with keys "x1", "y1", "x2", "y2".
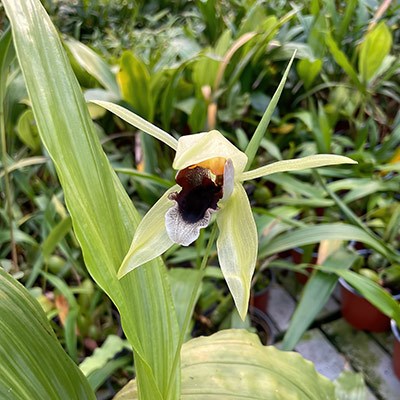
[
  {"x1": 118, "y1": 185, "x2": 179, "y2": 278},
  {"x1": 239, "y1": 154, "x2": 357, "y2": 181},
  {"x1": 216, "y1": 183, "x2": 257, "y2": 320},
  {"x1": 173, "y1": 130, "x2": 248, "y2": 174},
  {"x1": 90, "y1": 100, "x2": 178, "y2": 150}
]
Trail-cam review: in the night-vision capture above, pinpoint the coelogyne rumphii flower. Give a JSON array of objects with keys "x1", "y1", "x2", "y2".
[{"x1": 93, "y1": 101, "x2": 356, "y2": 319}]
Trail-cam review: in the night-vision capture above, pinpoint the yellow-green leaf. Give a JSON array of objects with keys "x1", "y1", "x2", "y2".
[
  {"x1": 359, "y1": 21, "x2": 392, "y2": 83},
  {"x1": 297, "y1": 58, "x2": 323, "y2": 90},
  {"x1": 17, "y1": 109, "x2": 41, "y2": 150},
  {"x1": 117, "y1": 51, "x2": 154, "y2": 121},
  {"x1": 3, "y1": 0, "x2": 180, "y2": 398},
  {"x1": 114, "y1": 329, "x2": 336, "y2": 400}
]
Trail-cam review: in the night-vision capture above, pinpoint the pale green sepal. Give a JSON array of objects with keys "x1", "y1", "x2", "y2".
[
  {"x1": 173, "y1": 130, "x2": 248, "y2": 173},
  {"x1": 216, "y1": 183, "x2": 257, "y2": 320},
  {"x1": 118, "y1": 185, "x2": 178, "y2": 278},
  {"x1": 90, "y1": 100, "x2": 178, "y2": 150},
  {"x1": 239, "y1": 154, "x2": 357, "y2": 181}
]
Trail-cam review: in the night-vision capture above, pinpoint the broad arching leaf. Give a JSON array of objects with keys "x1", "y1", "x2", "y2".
[{"x1": 114, "y1": 329, "x2": 336, "y2": 399}]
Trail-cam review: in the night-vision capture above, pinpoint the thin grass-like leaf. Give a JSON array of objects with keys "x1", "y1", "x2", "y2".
[
  {"x1": 321, "y1": 267, "x2": 400, "y2": 327},
  {"x1": 314, "y1": 170, "x2": 400, "y2": 263},
  {"x1": 281, "y1": 248, "x2": 358, "y2": 351},
  {"x1": 325, "y1": 33, "x2": 365, "y2": 93},
  {"x1": 259, "y1": 223, "x2": 391, "y2": 259},
  {"x1": 42, "y1": 217, "x2": 72, "y2": 261},
  {"x1": 244, "y1": 52, "x2": 296, "y2": 169}
]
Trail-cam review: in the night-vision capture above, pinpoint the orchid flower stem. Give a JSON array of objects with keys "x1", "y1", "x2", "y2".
[{"x1": 166, "y1": 222, "x2": 218, "y2": 399}]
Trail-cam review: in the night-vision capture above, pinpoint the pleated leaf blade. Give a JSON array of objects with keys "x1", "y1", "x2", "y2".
[
  {"x1": 0, "y1": 269, "x2": 95, "y2": 400},
  {"x1": 3, "y1": 0, "x2": 180, "y2": 398}
]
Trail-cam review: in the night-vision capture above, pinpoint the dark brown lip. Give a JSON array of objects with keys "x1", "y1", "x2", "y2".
[{"x1": 173, "y1": 165, "x2": 223, "y2": 223}]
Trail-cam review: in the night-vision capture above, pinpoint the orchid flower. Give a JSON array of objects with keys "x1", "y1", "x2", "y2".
[{"x1": 92, "y1": 100, "x2": 356, "y2": 319}]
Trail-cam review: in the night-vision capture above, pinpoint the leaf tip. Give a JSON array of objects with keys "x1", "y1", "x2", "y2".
[{"x1": 117, "y1": 263, "x2": 130, "y2": 280}]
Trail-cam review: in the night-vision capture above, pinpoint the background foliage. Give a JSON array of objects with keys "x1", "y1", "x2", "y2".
[{"x1": 1, "y1": 0, "x2": 399, "y2": 398}]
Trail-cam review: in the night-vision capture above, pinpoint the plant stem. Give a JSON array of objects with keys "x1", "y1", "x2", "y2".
[
  {"x1": 0, "y1": 98, "x2": 18, "y2": 271},
  {"x1": 166, "y1": 222, "x2": 218, "y2": 400}
]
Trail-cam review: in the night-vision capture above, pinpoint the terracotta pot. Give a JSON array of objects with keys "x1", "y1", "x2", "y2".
[
  {"x1": 250, "y1": 269, "x2": 274, "y2": 313},
  {"x1": 249, "y1": 306, "x2": 275, "y2": 345},
  {"x1": 391, "y1": 318, "x2": 400, "y2": 380},
  {"x1": 295, "y1": 267, "x2": 314, "y2": 285},
  {"x1": 339, "y1": 277, "x2": 391, "y2": 332},
  {"x1": 292, "y1": 248, "x2": 317, "y2": 284}
]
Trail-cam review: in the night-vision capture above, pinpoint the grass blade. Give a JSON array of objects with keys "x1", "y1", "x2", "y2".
[
  {"x1": 259, "y1": 223, "x2": 390, "y2": 259},
  {"x1": 244, "y1": 51, "x2": 296, "y2": 169},
  {"x1": 282, "y1": 248, "x2": 358, "y2": 350}
]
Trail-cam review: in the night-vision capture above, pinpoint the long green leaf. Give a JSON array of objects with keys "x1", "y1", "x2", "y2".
[
  {"x1": 0, "y1": 268, "x2": 95, "y2": 399},
  {"x1": 3, "y1": 1, "x2": 180, "y2": 399},
  {"x1": 168, "y1": 268, "x2": 202, "y2": 332},
  {"x1": 244, "y1": 51, "x2": 296, "y2": 169},
  {"x1": 259, "y1": 223, "x2": 389, "y2": 259},
  {"x1": 325, "y1": 33, "x2": 365, "y2": 93},
  {"x1": 322, "y1": 267, "x2": 400, "y2": 327},
  {"x1": 0, "y1": 27, "x2": 15, "y2": 103},
  {"x1": 282, "y1": 248, "x2": 358, "y2": 351},
  {"x1": 114, "y1": 329, "x2": 336, "y2": 400},
  {"x1": 42, "y1": 216, "x2": 72, "y2": 261},
  {"x1": 337, "y1": 0, "x2": 358, "y2": 43},
  {"x1": 314, "y1": 170, "x2": 400, "y2": 263}
]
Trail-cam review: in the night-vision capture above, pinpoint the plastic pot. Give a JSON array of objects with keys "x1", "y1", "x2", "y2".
[
  {"x1": 391, "y1": 318, "x2": 400, "y2": 380},
  {"x1": 339, "y1": 277, "x2": 391, "y2": 332},
  {"x1": 250, "y1": 269, "x2": 274, "y2": 313},
  {"x1": 249, "y1": 306, "x2": 275, "y2": 345}
]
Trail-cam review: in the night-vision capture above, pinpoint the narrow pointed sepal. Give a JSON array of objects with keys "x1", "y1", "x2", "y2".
[
  {"x1": 117, "y1": 185, "x2": 179, "y2": 278},
  {"x1": 216, "y1": 183, "x2": 257, "y2": 320},
  {"x1": 239, "y1": 154, "x2": 357, "y2": 181},
  {"x1": 90, "y1": 100, "x2": 178, "y2": 150}
]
